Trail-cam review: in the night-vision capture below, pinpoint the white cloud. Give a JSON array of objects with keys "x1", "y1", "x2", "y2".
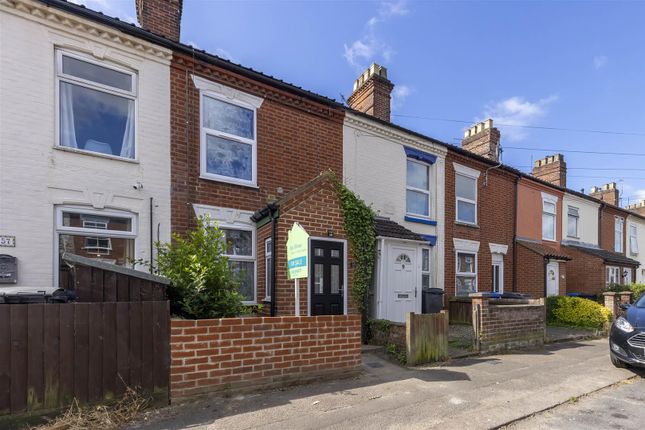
[
  {"x1": 392, "y1": 85, "x2": 413, "y2": 110},
  {"x1": 343, "y1": 0, "x2": 409, "y2": 70},
  {"x1": 481, "y1": 95, "x2": 559, "y2": 142},
  {"x1": 593, "y1": 55, "x2": 608, "y2": 70},
  {"x1": 69, "y1": 0, "x2": 137, "y2": 24}
]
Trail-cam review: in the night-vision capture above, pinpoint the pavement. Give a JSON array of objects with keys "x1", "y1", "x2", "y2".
[
  {"x1": 128, "y1": 338, "x2": 638, "y2": 430},
  {"x1": 504, "y1": 377, "x2": 645, "y2": 429}
]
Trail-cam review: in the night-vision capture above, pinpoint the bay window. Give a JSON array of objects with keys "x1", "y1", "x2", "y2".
[
  {"x1": 406, "y1": 160, "x2": 431, "y2": 217},
  {"x1": 606, "y1": 266, "x2": 620, "y2": 286},
  {"x1": 221, "y1": 227, "x2": 256, "y2": 303},
  {"x1": 615, "y1": 218, "x2": 624, "y2": 253},
  {"x1": 56, "y1": 207, "x2": 136, "y2": 289},
  {"x1": 56, "y1": 50, "x2": 137, "y2": 159}
]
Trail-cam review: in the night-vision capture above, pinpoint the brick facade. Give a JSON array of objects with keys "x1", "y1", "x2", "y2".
[
  {"x1": 515, "y1": 243, "x2": 545, "y2": 298},
  {"x1": 170, "y1": 52, "x2": 344, "y2": 236},
  {"x1": 444, "y1": 150, "x2": 517, "y2": 298},
  {"x1": 600, "y1": 205, "x2": 626, "y2": 254},
  {"x1": 471, "y1": 295, "x2": 545, "y2": 353},
  {"x1": 135, "y1": 0, "x2": 183, "y2": 41},
  {"x1": 256, "y1": 175, "x2": 357, "y2": 316},
  {"x1": 564, "y1": 246, "x2": 605, "y2": 295},
  {"x1": 170, "y1": 315, "x2": 362, "y2": 398}
]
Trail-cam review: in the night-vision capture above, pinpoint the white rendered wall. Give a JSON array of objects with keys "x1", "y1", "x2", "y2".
[
  {"x1": 0, "y1": 0, "x2": 171, "y2": 291},
  {"x1": 627, "y1": 215, "x2": 645, "y2": 283},
  {"x1": 562, "y1": 193, "x2": 599, "y2": 247}
]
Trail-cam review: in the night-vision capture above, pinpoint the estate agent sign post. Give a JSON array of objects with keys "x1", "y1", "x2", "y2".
[{"x1": 287, "y1": 222, "x2": 309, "y2": 316}]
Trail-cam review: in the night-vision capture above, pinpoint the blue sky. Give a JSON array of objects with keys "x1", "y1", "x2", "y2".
[{"x1": 75, "y1": 0, "x2": 645, "y2": 205}]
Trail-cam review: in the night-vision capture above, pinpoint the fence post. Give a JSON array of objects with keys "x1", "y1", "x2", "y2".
[
  {"x1": 603, "y1": 292, "x2": 618, "y2": 319},
  {"x1": 470, "y1": 293, "x2": 489, "y2": 353}
]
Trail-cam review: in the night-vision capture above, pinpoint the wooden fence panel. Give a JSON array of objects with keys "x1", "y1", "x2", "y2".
[
  {"x1": 0, "y1": 306, "x2": 10, "y2": 414},
  {"x1": 0, "y1": 302, "x2": 170, "y2": 418},
  {"x1": 449, "y1": 298, "x2": 473, "y2": 324}
]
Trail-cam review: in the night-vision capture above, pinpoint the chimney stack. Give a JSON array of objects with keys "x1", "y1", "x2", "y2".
[
  {"x1": 461, "y1": 119, "x2": 501, "y2": 162},
  {"x1": 135, "y1": 0, "x2": 183, "y2": 42},
  {"x1": 347, "y1": 63, "x2": 394, "y2": 122},
  {"x1": 590, "y1": 182, "x2": 619, "y2": 206},
  {"x1": 532, "y1": 154, "x2": 567, "y2": 187},
  {"x1": 626, "y1": 200, "x2": 645, "y2": 216}
]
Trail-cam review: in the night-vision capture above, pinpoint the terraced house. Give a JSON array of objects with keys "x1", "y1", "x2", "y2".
[
  {"x1": 0, "y1": 0, "x2": 172, "y2": 293},
  {"x1": 131, "y1": 0, "x2": 354, "y2": 316}
]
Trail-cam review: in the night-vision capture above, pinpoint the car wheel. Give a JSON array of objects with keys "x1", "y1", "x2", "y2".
[{"x1": 611, "y1": 353, "x2": 627, "y2": 368}]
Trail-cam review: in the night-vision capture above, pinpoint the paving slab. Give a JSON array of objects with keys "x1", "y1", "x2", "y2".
[{"x1": 128, "y1": 339, "x2": 636, "y2": 430}]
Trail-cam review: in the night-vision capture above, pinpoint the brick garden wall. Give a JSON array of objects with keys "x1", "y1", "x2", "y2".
[
  {"x1": 472, "y1": 296, "x2": 545, "y2": 353},
  {"x1": 170, "y1": 315, "x2": 362, "y2": 398}
]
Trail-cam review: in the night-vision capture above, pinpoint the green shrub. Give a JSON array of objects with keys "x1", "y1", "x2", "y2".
[
  {"x1": 546, "y1": 296, "x2": 612, "y2": 329},
  {"x1": 155, "y1": 216, "x2": 248, "y2": 319},
  {"x1": 604, "y1": 283, "x2": 645, "y2": 301}
]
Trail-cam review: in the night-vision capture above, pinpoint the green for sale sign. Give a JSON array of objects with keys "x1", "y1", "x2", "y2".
[{"x1": 286, "y1": 222, "x2": 309, "y2": 280}]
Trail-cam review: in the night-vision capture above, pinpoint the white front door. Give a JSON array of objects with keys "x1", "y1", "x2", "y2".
[
  {"x1": 546, "y1": 261, "x2": 559, "y2": 296},
  {"x1": 386, "y1": 245, "x2": 419, "y2": 323}
]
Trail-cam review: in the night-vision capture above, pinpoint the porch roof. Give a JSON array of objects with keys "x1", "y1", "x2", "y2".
[
  {"x1": 516, "y1": 239, "x2": 571, "y2": 261},
  {"x1": 563, "y1": 243, "x2": 641, "y2": 267},
  {"x1": 374, "y1": 217, "x2": 426, "y2": 243}
]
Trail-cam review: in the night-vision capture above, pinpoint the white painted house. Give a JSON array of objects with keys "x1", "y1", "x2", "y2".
[
  {"x1": 343, "y1": 105, "x2": 447, "y2": 323},
  {"x1": 0, "y1": 0, "x2": 171, "y2": 293},
  {"x1": 561, "y1": 191, "x2": 600, "y2": 248},
  {"x1": 626, "y1": 214, "x2": 645, "y2": 283}
]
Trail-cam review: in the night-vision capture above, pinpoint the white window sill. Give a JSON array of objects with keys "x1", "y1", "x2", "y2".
[
  {"x1": 455, "y1": 221, "x2": 479, "y2": 229},
  {"x1": 262, "y1": 297, "x2": 272, "y2": 302},
  {"x1": 199, "y1": 174, "x2": 259, "y2": 189},
  {"x1": 242, "y1": 301, "x2": 258, "y2": 306},
  {"x1": 542, "y1": 238, "x2": 557, "y2": 243},
  {"x1": 54, "y1": 146, "x2": 139, "y2": 164}
]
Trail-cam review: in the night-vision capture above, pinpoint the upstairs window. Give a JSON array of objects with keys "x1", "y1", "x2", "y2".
[
  {"x1": 195, "y1": 76, "x2": 263, "y2": 187},
  {"x1": 456, "y1": 174, "x2": 477, "y2": 224},
  {"x1": 542, "y1": 199, "x2": 556, "y2": 241},
  {"x1": 56, "y1": 50, "x2": 137, "y2": 159},
  {"x1": 615, "y1": 218, "x2": 624, "y2": 253},
  {"x1": 406, "y1": 160, "x2": 431, "y2": 218},
  {"x1": 629, "y1": 224, "x2": 638, "y2": 256},
  {"x1": 567, "y1": 206, "x2": 579, "y2": 238}
]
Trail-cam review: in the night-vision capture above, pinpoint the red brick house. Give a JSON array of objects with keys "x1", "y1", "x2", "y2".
[
  {"x1": 133, "y1": 0, "x2": 352, "y2": 316},
  {"x1": 444, "y1": 121, "x2": 519, "y2": 298}
]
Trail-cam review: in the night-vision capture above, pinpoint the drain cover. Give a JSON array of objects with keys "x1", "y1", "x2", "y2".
[{"x1": 365, "y1": 362, "x2": 384, "y2": 368}]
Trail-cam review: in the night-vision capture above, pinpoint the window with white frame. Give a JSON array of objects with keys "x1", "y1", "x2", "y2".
[
  {"x1": 221, "y1": 227, "x2": 256, "y2": 303},
  {"x1": 264, "y1": 237, "x2": 272, "y2": 300},
  {"x1": 456, "y1": 252, "x2": 477, "y2": 296},
  {"x1": 492, "y1": 254, "x2": 504, "y2": 293},
  {"x1": 567, "y1": 206, "x2": 579, "y2": 238},
  {"x1": 421, "y1": 248, "x2": 431, "y2": 289},
  {"x1": 629, "y1": 224, "x2": 638, "y2": 255},
  {"x1": 606, "y1": 266, "x2": 620, "y2": 286},
  {"x1": 615, "y1": 218, "x2": 624, "y2": 253},
  {"x1": 542, "y1": 196, "x2": 557, "y2": 241},
  {"x1": 455, "y1": 165, "x2": 479, "y2": 225},
  {"x1": 56, "y1": 50, "x2": 137, "y2": 159},
  {"x1": 56, "y1": 207, "x2": 136, "y2": 288},
  {"x1": 406, "y1": 159, "x2": 431, "y2": 218},
  {"x1": 623, "y1": 268, "x2": 632, "y2": 285},
  {"x1": 194, "y1": 76, "x2": 263, "y2": 187}
]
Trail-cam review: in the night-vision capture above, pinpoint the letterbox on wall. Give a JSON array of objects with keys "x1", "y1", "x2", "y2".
[{"x1": 0, "y1": 255, "x2": 17, "y2": 284}]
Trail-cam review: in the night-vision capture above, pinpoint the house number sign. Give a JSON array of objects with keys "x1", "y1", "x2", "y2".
[{"x1": 0, "y1": 236, "x2": 15, "y2": 247}]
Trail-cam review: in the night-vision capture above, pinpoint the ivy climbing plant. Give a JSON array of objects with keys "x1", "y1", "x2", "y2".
[{"x1": 332, "y1": 175, "x2": 376, "y2": 315}]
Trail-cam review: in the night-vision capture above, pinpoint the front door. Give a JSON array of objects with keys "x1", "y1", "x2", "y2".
[
  {"x1": 546, "y1": 261, "x2": 559, "y2": 296},
  {"x1": 310, "y1": 240, "x2": 344, "y2": 315},
  {"x1": 386, "y1": 245, "x2": 418, "y2": 322}
]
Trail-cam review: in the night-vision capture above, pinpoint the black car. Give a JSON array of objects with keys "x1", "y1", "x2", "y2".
[{"x1": 609, "y1": 294, "x2": 645, "y2": 368}]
